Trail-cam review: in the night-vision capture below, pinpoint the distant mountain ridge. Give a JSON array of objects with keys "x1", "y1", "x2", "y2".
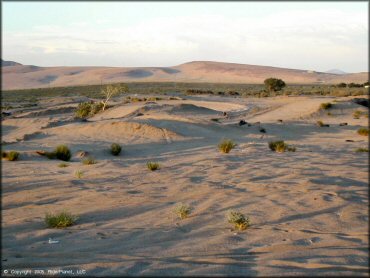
[
  {"x1": 1, "y1": 59, "x2": 22, "y2": 67},
  {"x1": 325, "y1": 69, "x2": 347, "y2": 75},
  {"x1": 2, "y1": 60, "x2": 368, "y2": 90}
]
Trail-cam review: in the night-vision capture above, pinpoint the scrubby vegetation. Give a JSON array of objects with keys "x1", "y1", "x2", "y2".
[
  {"x1": 55, "y1": 145, "x2": 71, "y2": 161},
  {"x1": 82, "y1": 156, "x2": 97, "y2": 165},
  {"x1": 58, "y1": 162, "x2": 69, "y2": 168},
  {"x1": 355, "y1": 148, "x2": 369, "y2": 152},
  {"x1": 353, "y1": 110, "x2": 368, "y2": 119},
  {"x1": 2, "y1": 151, "x2": 20, "y2": 161},
  {"x1": 45, "y1": 211, "x2": 77, "y2": 228},
  {"x1": 320, "y1": 102, "x2": 332, "y2": 110},
  {"x1": 174, "y1": 204, "x2": 192, "y2": 220},
  {"x1": 227, "y1": 211, "x2": 251, "y2": 231},
  {"x1": 110, "y1": 143, "x2": 122, "y2": 156},
  {"x1": 357, "y1": 128, "x2": 369, "y2": 136},
  {"x1": 264, "y1": 78, "x2": 286, "y2": 92},
  {"x1": 3, "y1": 82, "x2": 367, "y2": 107},
  {"x1": 147, "y1": 162, "x2": 160, "y2": 171},
  {"x1": 75, "y1": 101, "x2": 104, "y2": 119},
  {"x1": 218, "y1": 139, "x2": 236, "y2": 153},
  {"x1": 316, "y1": 120, "x2": 329, "y2": 127},
  {"x1": 75, "y1": 170, "x2": 83, "y2": 179},
  {"x1": 268, "y1": 141, "x2": 296, "y2": 153}
]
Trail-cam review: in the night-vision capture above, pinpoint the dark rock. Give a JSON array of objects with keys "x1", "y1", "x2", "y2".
[
  {"x1": 346, "y1": 140, "x2": 354, "y2": 142},
  {"x1": 239, "y1": 120, "x2": 247, "y2": 126},
  {"x1": 352, "y1": 98, "x2": 369, "y2": 107},
  {"x1": 259, "y1": 127, "x2": 266, "y2": 133},
  {"x1": 2, "y1": 112, "x2": 11, "y2": 116},
  {"x1": 136, "y1": 113, "x2": 144, "y2": 116},
  {"x1": 277, "y1": 119, "x2": 283, "y2": 123}
]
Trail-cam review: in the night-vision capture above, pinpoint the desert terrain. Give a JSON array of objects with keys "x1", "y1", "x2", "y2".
[
  {"x1": 1, "y1": 91, "x2": 369, "y2": 276},
  {"x1": 2, "y1": 59, "x2": 368, "y2": 90}
]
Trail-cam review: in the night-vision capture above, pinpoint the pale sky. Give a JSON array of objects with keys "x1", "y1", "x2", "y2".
[{"x1": 2, "y1": 1, "x2": 368, "y2": 72}]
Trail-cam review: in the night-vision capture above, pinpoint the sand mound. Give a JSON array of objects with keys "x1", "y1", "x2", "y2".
[{"x1": 45, "y1": 121, "x2": 184, "y2": 143}]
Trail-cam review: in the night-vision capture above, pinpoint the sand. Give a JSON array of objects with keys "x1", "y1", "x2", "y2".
[
  {"x1": 1, "y1": 94, "x2": 369, "y2": 276},
  {"x1": 2, "y1": 61, "x2": 368, "y2": 90}
]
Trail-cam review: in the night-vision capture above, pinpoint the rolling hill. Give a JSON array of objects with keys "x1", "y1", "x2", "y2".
[{"x1": 2, "y1": 60, "x2": 368, "y2": 90}]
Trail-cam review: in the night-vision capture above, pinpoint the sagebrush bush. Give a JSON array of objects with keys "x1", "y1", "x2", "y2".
[
  {"x1": 45, "y1": 211, "x2": 77, "y2": 228},
  {"x1": 355, "y1": 148, "x2": 369, "y2": 152},
  {"x1": 147, "y1": 162, "x2": 160, "y2": 171},
  {"x1": 55, "y1": 145, "x2": 71, "y2": 161},
  {"x1": 110, "y1": 143, "x2": 122, "y2": 156},
  {"x1": 320, "y1": 102, "x2": 332, "y2": 110},
  {"x1": 75, "y1": 170, "x2": 83, "y2": 179},
  {"x1": 82, "y1": 156, "x2": 97, "y2": 165},
  {"x1": 174, "y1": 204, "x2": 192, "y2": 219},
  {"x1": 58, "y1": 162, "x2": 69, "y2": 167},
  {"x1": 357, "y1": 128, "x2": 369, "y2": 136},
  {"x1": 317, "y1": 120, "x2": 325, "y2": 127},
  {"x1": 2, "y1": 151, "x2": 19, "y2": 161},
  {"x1": 227, "y1": 211, "x2": 251, "y2": 231},
  {"x1": 268, "y1": 141, "x2": 296, "y2": 153},
  {"x1": 218, "y1": 139, "x2": 236, "y2": 153},
  {"x1": 75, "y1": 101, "x2": 104, "y2": 119}
]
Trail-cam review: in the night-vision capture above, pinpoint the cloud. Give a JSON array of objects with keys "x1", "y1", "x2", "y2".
[{"x1": 3, "y1": 7, "x2": 368, "y2": 71}]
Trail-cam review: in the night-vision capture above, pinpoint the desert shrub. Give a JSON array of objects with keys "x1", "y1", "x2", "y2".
[
  {"x1": 75, "y1": 170, "x2": 83, "y2": 179},
  {"x1": 353, "y1": 110, "x2": 368, "y2": 119},
  {"x1": 3, "y1": 151, "x2": 19, "y2": 161},
  {"x1": 1, "y1": 151, "x2": 7, "y2": 158},
  {"x1": 147, "y1": 161, "x2": 160, "y2": 171},
  {"x1": 227, "y1": 211, "x2": 251, "y2": 231},
  {"x1": 82, "y1": 156, "x2": 97, "y2": 165},
  {"x1": 75, "y1": 101, "x2": 104, "y2": 119},
  {"x1": 174, "y1": 204, "x2": 192, "y2": 219},
  {"x1": 45, "y1": 211, "x2": 77, "y2": 228},
  {"x1": 55, "y1": 145, "x2": 71, "y2": 161},
  {"x1": 58, "y1": 162, "x2": 69, "y2": 167},
  {"x1": 264, "y1": 78, "x2": 286, "y2": 92},
  {"x1": 357, "y1": 128, "x2": 369, "y2": 136},
  {"x1": 337, "y1": 82, "x2": 347, "y2": 88},
  {"x1": 320, "y1": 102, "x2": 332, "y2": 110},
  {"x1": 355, "y1": 148, "x2": 369, "y2": 152},
  {"x1": 317, "y1": 120, "x2": 325, "y2": 127},
  {"x1": 110, "y1": 143, "x2": 122, "y2": 156},
  {"x1": 268, "y1": 141, "x2": 295, "y2": 153},
  {"x1": 218, "y1": 139, "x2": 236, "y2": 153}
]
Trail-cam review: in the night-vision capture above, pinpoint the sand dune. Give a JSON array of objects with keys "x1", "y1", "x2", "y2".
[
  {"x1": 2, "y1": 60, "x2": 368, "y2": 90},
  {"x1": 2, "y1": 94, "x2": 368, "y2": 276}
]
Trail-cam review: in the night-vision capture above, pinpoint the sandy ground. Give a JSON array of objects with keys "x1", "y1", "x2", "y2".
[
  {"x1": 3, "y1": 61, "x2": 368, "y2": 90},
  {"x1": 1, "y1": 94, "x2": 369, "y2": 276}
]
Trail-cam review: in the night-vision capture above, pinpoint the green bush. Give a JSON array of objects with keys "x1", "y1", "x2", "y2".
[
  {"x1": 264, "y1": 78, "x2": 286, "y2": 92},
  {"x1": 45, "y1": 211, "x2": 77, "y2": 228},
  {"x1": 3, "y1": 151, "x2": 20, "y2": 161},
  {"x1": 174, "y1": 204, "x2": 192, "y2": 220},
  {"x1": 320, "y1": 102, "x2": 332, "y2": 110},
  {"x1": 55, "y1": 145, "x2": 71, "y2": 161},
  {"x1": 316, "y1": 120, "x2": 326, "y2": 127},
  {"x1": 147, "y1": 162, "x2": 160, "y2": 171},
  {"x1": 110, "y1": 143, "x2": 122, "y2": 156},
  {"x1": 75, "y1": 101, "x2": 104, "y2": 119},
  {"x1": 357, "y1": 128, "x2": 369, "y2": 136},
  {"x1": 218, "y1": 139, "x2": 236, "y2": 153},
  {"x1": 268, "y1": 141, "x2": 296, "y2": 153},
  {"x1": 227, "y1": 211, "x2": 251, "y2": 231},
  {"x1": 75, "y1": 170, "x2": 83, "y2": 179},
  {"x1": 82, "y1": 156, "x2": 97, "y2": 165}
]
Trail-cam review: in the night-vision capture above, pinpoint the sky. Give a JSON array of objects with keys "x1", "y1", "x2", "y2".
[{"x1": 2, "y1": 1, "x2": 368, "y2": 72}]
